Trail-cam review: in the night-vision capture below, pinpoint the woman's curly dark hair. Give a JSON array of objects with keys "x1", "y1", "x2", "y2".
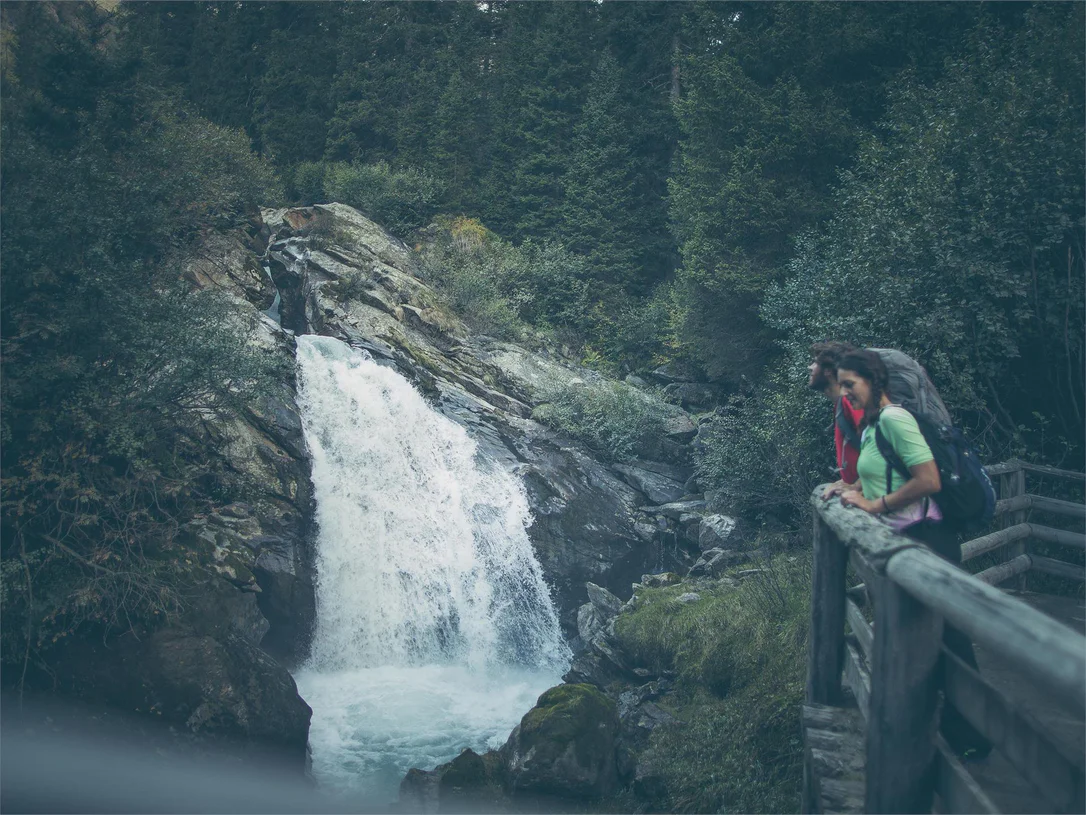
[{"x1": 837, "y1": 350, "x2": 891, "y2": 428}]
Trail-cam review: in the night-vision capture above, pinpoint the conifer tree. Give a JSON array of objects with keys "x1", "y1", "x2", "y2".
[{"x1": 561, "y1": 52, "x2": 641, "y2": 294}]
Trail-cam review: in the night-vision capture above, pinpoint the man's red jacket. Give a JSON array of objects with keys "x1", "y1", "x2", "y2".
[{"x1": 834, "y1": 397, "x2": 863, "y2": 484}]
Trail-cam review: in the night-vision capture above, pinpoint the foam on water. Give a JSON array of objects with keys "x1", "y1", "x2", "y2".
[{"x1": 293, "y1": 335, "x2": 569, "y2": 801}]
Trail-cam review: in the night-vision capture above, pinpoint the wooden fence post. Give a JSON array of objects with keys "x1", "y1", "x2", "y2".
[
  {"x1": 807, "y1": 512, "x2": 847, "y2": 705},
  {"x1": 1000, "y1": 461, "x2": 1028, "y2": 591},
  {"x1": 864, "y1": 573, "x2": 943, "y2": 813}
]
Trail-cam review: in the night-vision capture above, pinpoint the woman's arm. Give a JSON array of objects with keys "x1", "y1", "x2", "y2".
[{"x1": 840, "y1": 460, "x2": 940, "y2": 514}]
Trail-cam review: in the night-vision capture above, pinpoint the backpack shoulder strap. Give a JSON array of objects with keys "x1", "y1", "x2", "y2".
[{"x1": 873, "y1": 417, "x2": 912, "y2": 494}]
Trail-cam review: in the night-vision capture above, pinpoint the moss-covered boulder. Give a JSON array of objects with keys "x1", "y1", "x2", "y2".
[
  {"x1": 502, "y1": 683, "x2": 620, "y2": 801},
  {"x1": 400, "y1": 747, "x2": 508, "y2": 814},
  {"x1": 437, "y1": 748, "x2": 507, "y2": 813}
]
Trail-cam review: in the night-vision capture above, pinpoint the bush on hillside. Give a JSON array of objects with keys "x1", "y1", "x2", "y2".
[
  {"x1": 534, "y1": 378, "x2": 667, "y2": 463},
  {"x1": 323, "y1": 160, "x2": 442, "y2": 236},
  {"x1": 1, "y1": 3, "x2": 281, "y2": 677},
  {"x1": 419, "y1": 217, "x2": 592, "y2": 340}
]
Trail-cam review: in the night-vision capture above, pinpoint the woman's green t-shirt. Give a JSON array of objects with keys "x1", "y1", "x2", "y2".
[{"x1": 857, "y1": 405, "x2": 935, "y2": 501}]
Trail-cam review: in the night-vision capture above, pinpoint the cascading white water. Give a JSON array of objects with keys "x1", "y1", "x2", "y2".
[{"x1": 292, "y1": 335, "x2": 569, "y2": 801}]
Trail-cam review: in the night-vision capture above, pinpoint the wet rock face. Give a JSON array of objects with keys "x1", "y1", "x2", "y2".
[
  {"x1": 256, "y1": 203, "x2": 702, "y2": 632},
  {"x1": 35, "y1": 621, "x2": 312, "y2": 773}
]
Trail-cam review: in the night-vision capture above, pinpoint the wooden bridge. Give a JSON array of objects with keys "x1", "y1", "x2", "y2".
[{"x1": 803, "y1": 459, "x2": 1086, "y2": 814}]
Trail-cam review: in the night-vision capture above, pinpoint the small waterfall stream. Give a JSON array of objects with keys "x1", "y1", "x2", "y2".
[{"x1": 292, "y1": 335, "x2": 569, "y2": 801}]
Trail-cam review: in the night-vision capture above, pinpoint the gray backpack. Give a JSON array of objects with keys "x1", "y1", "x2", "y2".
[{"x1": 870, "y1": 348, "x2": 953, "y2": 428}]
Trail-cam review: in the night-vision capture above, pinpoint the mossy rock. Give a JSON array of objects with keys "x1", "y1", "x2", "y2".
[
  {"x1": 505, "y1": 683, "x2": 620, "y2": 800},
  {"x1": 436, "y1": 748, "x2": 507, "y2": 813}
]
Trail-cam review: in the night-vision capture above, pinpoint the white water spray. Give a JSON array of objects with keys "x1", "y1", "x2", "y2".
[{"x1": 292, "y1": 335, "x2": 569, "y2": 799}]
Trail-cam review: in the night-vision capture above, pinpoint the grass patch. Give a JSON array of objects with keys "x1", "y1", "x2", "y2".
[{"x1": 611, "y1": 553, "x2": 811, "y2": 813}]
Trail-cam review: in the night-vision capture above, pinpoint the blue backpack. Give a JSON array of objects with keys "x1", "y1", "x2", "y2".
[{"x1": 873, "y1": 409, "x2": 996, "y2": 534}]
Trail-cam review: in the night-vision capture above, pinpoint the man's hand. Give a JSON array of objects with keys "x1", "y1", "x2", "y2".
[
  {"x1": 822, "y1": 479, "x2": 857, "y2": 501},
  {"x1": 840, "y1": 491, "x2": 879, "y2": 514}
]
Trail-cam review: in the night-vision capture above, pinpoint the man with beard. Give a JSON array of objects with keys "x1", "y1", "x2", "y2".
[{"x1": 807, "y1": 341, "x2": 863, "y2": 497}]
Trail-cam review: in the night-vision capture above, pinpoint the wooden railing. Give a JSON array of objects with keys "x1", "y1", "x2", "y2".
[{"x1": 804, "y1": 460, "x2": 1086, "y2": 814}]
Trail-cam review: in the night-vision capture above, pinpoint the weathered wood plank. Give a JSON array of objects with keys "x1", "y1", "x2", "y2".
[
  {"x1": 1031, "y1": 495, "x2": 1086, "y2": 519},
  {"x1": 1029, "y1": 554, "x2": 1086, "y2": 583},
  {"x1": 843, "y1": 641, "x2": 871, "y2": 723},
  {"x1": 934, "y1": 734, "x2": 1000, "y2": 814},
  {"x1": 820, "y1": 777, "x2": 866, "y2": 814},
  {"x1": 974, "y1": 554, "x2": 1032, "y2": 586},
  {"x1": 846, "y1": 583, "x2": 869, "y2": 607},
  {"x1": 808, "y1": 514, "x2": 848, "y2": 706},
  {"x1": 961, "y1": 524, "x2": 1031, "y2": 562},
  {"x1": 845, "y1": 598, "x2": 873, "y2": 663},
  {"x1": 1030, "y1": 524, "x2": 1086, "y2": 550},
  {"x1": 811, "y1": 743, "x2": 866, "y2": 780},
  {"x1": 806, "y1": 727, "x2": 864, "y2": 756},
  {"x1": 802, "y1": 703, "x2": 865, "y2": 734},
  {"x1": 803, "y1": 755, "x2": 821, "y2": 815},
  {"x1": 943, "y1": 649, "x2": 1085, "y2": 814},
  {"x1": 886, "y1": 548, "x2": 1086, "y2": 716},
  {"x1": 998, "y1": 469, "x2": 1028, "y2": 590},
  {"x1": 803, "y1": 705, "x2": 866, "y2": 815},
  {"x1": 986, "y1": 461, "x2": 1023, "y2": 478},
  {"x1": 1019, "y1": 461, "x2": 1086, "y2": 481},
  {"x1": 994, "y1": 494, "x2": 1031, "y2": 516},
  {"x1": 814, "y1": 485, "x2": 914, "y2": 562},
  {"x1": 864, "y1": 575, "x2": 942, "y2": 814},
  {"x1": 960, "y1": 521, "x2": 1086, "y2": 559},
  {"x1": 849, "y1": 549, "x2": 878, "y2": 594}
]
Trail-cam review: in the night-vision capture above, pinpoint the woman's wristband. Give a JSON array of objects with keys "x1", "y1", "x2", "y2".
[{"x1": 882, "y1": 496, "x2": 890, "y2": 513}]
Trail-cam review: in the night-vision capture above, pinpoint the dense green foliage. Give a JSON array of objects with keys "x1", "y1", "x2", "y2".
[
  {"x1": 611, "y1": 555, "x2": 810, "y2": 812},
  {"x1": 720, "y1": 4, "x2": 1085, "y2": 519},
  {"x1": 111, "y1": 0, "x2": 1083, "y2": 528},
  {"x1": 533, "y1": 380, "x2": 668, "y2": 464},
  {"x1": 1, "y1": 2, "x2": 281, "y2": 671}
]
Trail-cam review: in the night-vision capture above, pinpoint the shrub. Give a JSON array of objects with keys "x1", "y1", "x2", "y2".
[
  {"x1": 324, "y1": 160, "x2": 442, "y2": 237},
  {"x1": 611, "y1": 553, "x2": 811, "y2": 813},
  {"x1": 1, "y1": 5, "x2": 281, "y2": 680},
  {"x1": 534, "y1": 378, "x2": 667, "y2": 463},
  {"x1": 289, "y1": 160, "x2": 327, "y2": 204},
  {"x1": 695, "y1": 356, "x2": 835, "y2": 523},
  {"x1": 419, "y1": 219, "x2": 592, "y2": 341}
]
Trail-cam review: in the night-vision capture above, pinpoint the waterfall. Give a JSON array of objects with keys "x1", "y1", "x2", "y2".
[{"x1": 292, "y1": 335, "x2": 569, "y2": 799}]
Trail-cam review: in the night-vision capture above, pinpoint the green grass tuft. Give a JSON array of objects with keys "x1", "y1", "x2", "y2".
[{"x1": 611, "y1": 553, "x2": 811, "y2": 813}]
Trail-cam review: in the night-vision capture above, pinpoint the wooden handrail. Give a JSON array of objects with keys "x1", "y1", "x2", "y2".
[
  {"x1": 992, "y1": 493, "x2": 1086, "y2": 518},
  {"x1": 942, "y1": 649, "x2": 1085, "y2": 814},
  {"x1": 807, "y1": 480, "x2": 1086, "y2": 813},
  {"x1": 813, "y1": 490, "x2": 1086, "y2": 715},
  {"x1": 1020, "y1": 460, "x2": 1086, "y2": 482},
  {"x1": 961, "y1": 524, "x2": 1031, "y2": 561},
  {"x1": 962, "y1": 523, "x2": 1086, "y2": 561},
  {"x1": 986, "y1": 458, "x2": 1086, "y2": 482}
]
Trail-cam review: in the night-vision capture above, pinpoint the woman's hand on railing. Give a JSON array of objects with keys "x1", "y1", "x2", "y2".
[
  {"x1": 822, "y1": 479, "x2": 858, "y2": 501},
  {"x1": 840, "y1": 490, "x2": 880, "y2": 513}
]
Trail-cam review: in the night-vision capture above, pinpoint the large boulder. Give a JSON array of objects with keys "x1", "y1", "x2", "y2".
[
  {"x1": 576, "y1": 582, "x2": 623, "y2": 643},
  {"x1": 502, "y1": 684, "x2": 620, "y2": 801},
  {"x1": 399, "y1": 748, "x2": 508, "y2": 814},
  {"x1": 698, "y1": 513, "x2": 740, "y2": 551},
  {"x1": 611, "y1": 463, "x2": 686, "y2": 505},
  {"x1": 32, "y1": 624, "x2": 312, "y2": 772}
]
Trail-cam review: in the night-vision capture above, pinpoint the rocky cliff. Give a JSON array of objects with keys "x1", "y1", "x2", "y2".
[
  {"x1": 27, "y1": 202, "x2": 749, "y2": 778},
  {"x1": 255, "y1": 203, "x2": 742, "y2": 638}
]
